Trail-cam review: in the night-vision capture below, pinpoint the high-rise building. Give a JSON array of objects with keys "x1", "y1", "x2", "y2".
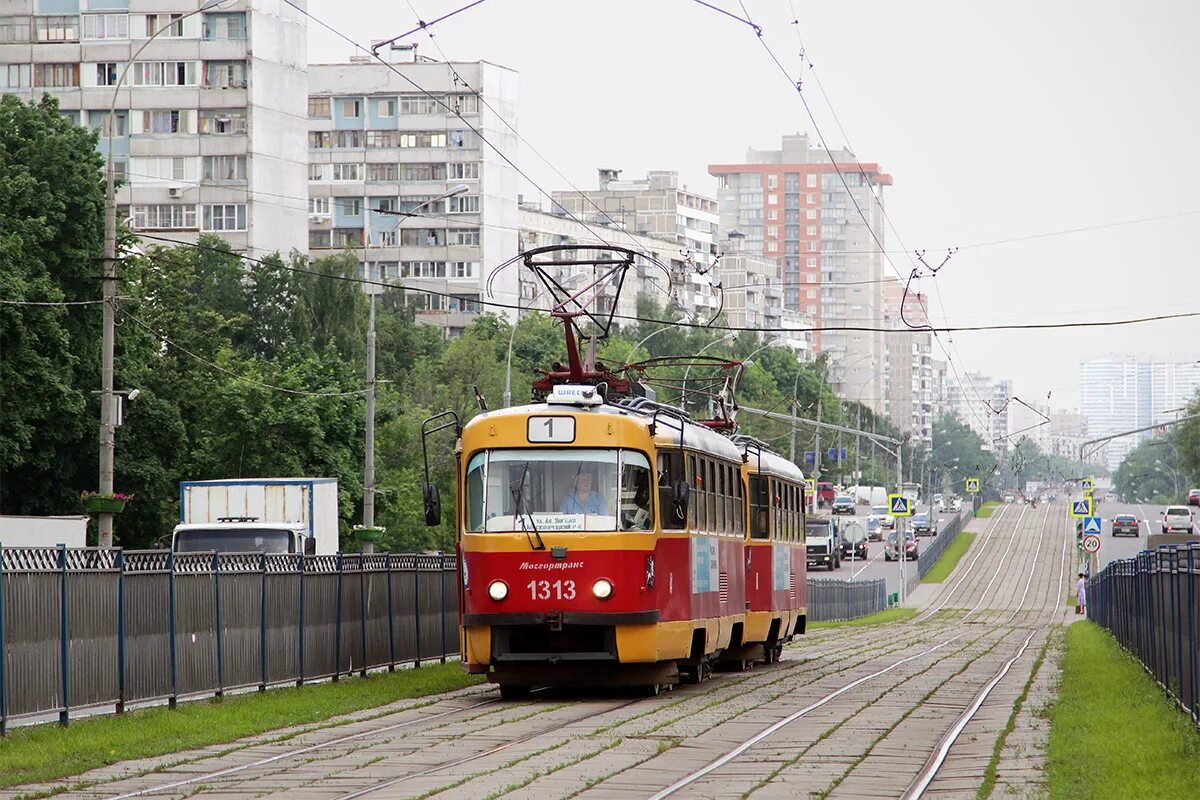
[
  {"x1": 0, "y1": 0, "x2": 309, "y2": 257},
  {"x1": 550, "y1": 170, "x2": 720, "y2": 321},
  {"x1": 307, "y1": 55, "x2": 519, "y2": 335},
  {"x1": 1079, "y1": 356, "x2": 1200, "y2": 470},
  {"x1": 709, "y1": 133, "x2": 892, "y2": 412},
  {"x1": 945, "y1": 370, "x2": 1012, "y2": 448},
  {"x1": 881, "y1": 279, "x2": 933, "y2": 441}
]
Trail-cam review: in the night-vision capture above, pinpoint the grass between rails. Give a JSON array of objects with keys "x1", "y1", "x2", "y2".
[
  {"x1": 974, "y1": 501, "x2": 1000, "y2": 519},
  {"x1": 0, "y1": 663, "x2": 483, "y2": 790},
  {"x1": 1047, "y1": 622, "x2": 1200, "y2": 799},
  {"x1": 921, "y1": 532, "x2": 977, "y2": 583},
  {"x1": 808, "y1": 607, "x2": 917, "y2": 629}
]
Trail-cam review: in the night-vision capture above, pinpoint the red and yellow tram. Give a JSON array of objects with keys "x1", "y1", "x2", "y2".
[{"x1": 440, "y1": 386, "x2": 809, "y2": 695}]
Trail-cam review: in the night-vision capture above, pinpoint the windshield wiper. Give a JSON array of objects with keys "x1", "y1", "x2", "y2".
[{"x1": 511, "y1": 462, "x2": 545, "y2": 551}]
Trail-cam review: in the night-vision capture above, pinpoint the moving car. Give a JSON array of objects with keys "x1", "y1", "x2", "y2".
[
  {"x1": 1003, "y1": 495, "x2": 1015, "y2": 504},
  {"x1": 1111, "y1": 514, "x2": 1139, "y2": 537},
  {"x1": 867, "y1": 505, "x2": 891, "y2": 539},
  {"x1": 933, "y1": 493, "x2": 944, "y2": 511},
  {"x1": 949, "y1": 496, "x2": 963, "y2": 512},
  {"x1": 806, "y1": 518, "x2": 841, "y2": 571},
  {"x1": 838, "y1": 521, "x2": 869, "y2": 561},
  {"x1": 912, "y1": 512, "x2": 934, "y2": 536},
  {"x1": 884, "y1": 530, "x2": 919, "y2": 561},
  {"x1": 831, "y1": 495, "x2": 856, "y2": 515},
  {"x1": 1188, "y1": 489, "x2": 1200, "y2": 507},
  {"x1": 1161, "y1": 506, "x2": 1195, "y2": 534}
]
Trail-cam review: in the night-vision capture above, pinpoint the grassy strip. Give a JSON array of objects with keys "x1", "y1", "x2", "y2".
[
  {"x1": 974, "y1": 501, "x2": 1000, "y2": 519},
  {"x1": 977, "y1": 632, "x2": 1053, "y2": 798},
  {"x1": 808, "y1": 607, "x2": 917, "y2": 629},
  {"x1": 921, "y1": 532, "x2": 977, "y2": 583},
  {"x1": 1047, "y1": 622, "x2": 1200, "y2": 799},
  {"x1": 0, "y1": 664, "x2": 483, "y2": 789}
]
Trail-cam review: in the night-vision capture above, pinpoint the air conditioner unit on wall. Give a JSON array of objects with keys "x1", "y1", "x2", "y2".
[{"x1": 168, "y1": 186, "x2": 183, "y2": 198}]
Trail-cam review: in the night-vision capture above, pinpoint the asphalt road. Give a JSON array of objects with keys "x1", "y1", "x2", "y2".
[
  {"x1": 1084, "y1": 500, "x2": 1199, "y2": 571},
  {"x1": 813, "y1": 503, "x2": 964, "y2": 598}
]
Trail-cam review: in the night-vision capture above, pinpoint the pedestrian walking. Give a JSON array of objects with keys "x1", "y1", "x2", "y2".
[{"x1": 1075, "y1": 572, "x2": 1087, "y2": 615}]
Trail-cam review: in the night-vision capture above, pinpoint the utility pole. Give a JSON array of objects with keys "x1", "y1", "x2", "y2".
[
  {"x1": 898, "y1": 443, "x2": 906, "y2": 604},
  {"x1": 362, "y1": 287, "x2": 377, "y2": 554},
  {"x1": 814, "y1": 393, "x2": 822, "y2": 494},
  {"x1": 98, "y1": 154, "x2": 117, "y2": 548},
  {"x1": 855, "y1": 406, "x2": 862, "y2": 488},
  {"x1": 790, "y1": 398, "x2": 798, "y2": 463}
]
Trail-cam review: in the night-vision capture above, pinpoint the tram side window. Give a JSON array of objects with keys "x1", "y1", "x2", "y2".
[
  {"x1": 657, "y1": 451, "x2": 686, "y2": 530},
  {"x1": 799, "y1": 486, "x2": 807, "y2": 542},
  {"x1": 466, "y1": 452, "x2": 485, "y2": 531},
  {"x1": 733, "y1": 466, "x2": 744, "y2": 536},
  {"x1": 687, "y1": 454, "x2": 701, "y2": 531},
  {"x1": 706, "y1": 459, "x2": 717, "y2": 533},
  {"x1": 715, "y1": 461, "x2": 725, "y2": 533},
  {"x1": 784, "y1": 483, "x2": 796, "y2": 542},
  {"x1": 619, "y1": 451, "x2": 653, "y2": 531},
  {"x1": 749, "y1": 475, "x2": 769, "y2": 539}
]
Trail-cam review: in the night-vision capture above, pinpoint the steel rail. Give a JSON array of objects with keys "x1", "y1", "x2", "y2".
[{"x1": 916, "y1": 503, "x2": 1014, "y2": 622}]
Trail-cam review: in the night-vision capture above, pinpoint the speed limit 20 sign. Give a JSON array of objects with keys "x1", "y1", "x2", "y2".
[{"x1": 1082, "y1": 534, "x2": 1101, "y2": 554}]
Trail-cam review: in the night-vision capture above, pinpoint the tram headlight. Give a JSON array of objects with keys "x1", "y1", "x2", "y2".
[
  {"x1": 487, "y1": 580, "x2": 508, "y2": 601},
  {"x1": 592, "y1": 578, "x2": 614, "y2": 600}
]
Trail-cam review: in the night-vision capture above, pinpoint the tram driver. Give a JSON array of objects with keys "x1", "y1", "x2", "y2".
[{"x1": 561, "y1": 472, "x2": 607, "y2": 515}]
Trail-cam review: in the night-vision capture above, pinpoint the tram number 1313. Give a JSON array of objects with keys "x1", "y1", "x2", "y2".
[{"x1": 527, "y1": 579, "x2": 576, "y2": 600}]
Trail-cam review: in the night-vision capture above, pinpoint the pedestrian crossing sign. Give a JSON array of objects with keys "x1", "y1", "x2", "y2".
[
  {"x1": 1070, "y1": 498, "x2": 1093, "y2": 518},
  {"x1": 1082, "y1": 517, "x2": 1102, "y2": 535},
  {"x1": 803, "y1": 477, "x2": 815, "y2": 493},
  {"x1": 888, "y1": 494, "x2": 913, "y2": 516},
  {"x1": 965, "y1": 477, "x2": 980, "y2": 493},
  {"x1": 1081, "y1": 478, "x2": 1094, "y2": 491}
]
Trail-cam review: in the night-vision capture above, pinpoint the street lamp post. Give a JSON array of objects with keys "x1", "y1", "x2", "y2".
[
  {"x1": 361, "y1": 184, "x2": 469, "y2": 552},
  {"x1": 98, "y1": 0, "x2": 224, "y2": 548}
]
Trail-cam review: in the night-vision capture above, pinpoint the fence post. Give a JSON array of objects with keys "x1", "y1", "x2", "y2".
[
  {"x1": 1189, "y1": 547, "x2": 1198, "y2": 722},
  {"x1": 386, "y1": 554, "x2": 396, "y2": 672},
  {"x1": 414, "y1": 556, "x2": 422, "y2": 668},
  {"x1": 1173, "y1": 548, "x2": 1183, "y2": 705},
  {"x1": 213, "y1": 551, "x2": 224, "y2": 699},
  {"x1": 439, "y1": 553, "x2": 447, "y2": 664},
  {"x1": 0, "y1": 541, "x2": 7, "y2": 737},
  {"x1": 58, "y1": 544, "x2": 70, "y2": 727},
  {"x1": 116, "y1": 549, "x2": 126, "y2": 714},
  {"x1": 259, "y1": 553, "x2": 267, "y2": 691},
  {"x1": 359, "y1": 557, "x2": 368, "y2": 678},
  {"x1": 168, "y1": 551, "x2": 178, "y2": 709},
  {"x1": 333, "y1": 552, "x2": 343, "y2": 681},
  {"x1": 297, "y1": 553, "x2": 306, "y2": 687}
]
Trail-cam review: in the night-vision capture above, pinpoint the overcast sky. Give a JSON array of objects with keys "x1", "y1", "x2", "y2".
[{"x1": 307, "y1": 0, "x2": 1200, "y2": 410}]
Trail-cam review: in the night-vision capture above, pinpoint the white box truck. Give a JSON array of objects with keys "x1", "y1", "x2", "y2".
[
  {"x1": 0, "y1": 515, "x2": 88, "y2": 548},
  {"x1": 172, "y1": 478, "x2": 340, "y2": 555}
]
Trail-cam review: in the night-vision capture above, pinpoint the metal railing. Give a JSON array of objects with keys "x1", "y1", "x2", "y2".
[
  {"x1": 0, "y1": 546, "x2": 458, "y2": 733},
  {"x1": 1086, "y1": 544, "x2": 1200, "y2": 725},
  {"x1": 807, "y1": 577, "x2": 887, "y2": 622},
  {"x1": 915, "y1": 504, "x2": 975, "y2": 582}
]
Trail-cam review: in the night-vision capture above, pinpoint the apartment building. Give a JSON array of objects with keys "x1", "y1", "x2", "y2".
[
  {"x1": 550, "y1": 169, "x2": 721, "y2": 323},
  {"x1": 0, "y1": 0, "x2": 309, "y2": 256},
  {"x1": 709, "y1": 134, "x2": 891, "y2": 413},
  {"x1": 880, "y1": 278, "x2": 933, "y2": 441},
  {"x1": 306, "y1": 55, "x2": 518, "y2": 334}
]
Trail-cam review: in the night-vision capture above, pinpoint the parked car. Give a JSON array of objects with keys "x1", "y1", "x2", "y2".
[
  {"x1": 1111, "y1": 514, "x2": 1139, "y2": 537},
  {"x1": 1161, "y1": 506, "x2": 1195, "y2": 534},
  {"x1": 831, "y1": 495, "x2": 856, "y2": 515},
  {"x1": 885, "y1": 530, "x2": 919, "y2": 561},
  {"x1": 912, "y1": 512, "x2": 934, "y2": 536},
  {"x1": 1187, "y1": 489, "x2": 1200, "y2": 507}
]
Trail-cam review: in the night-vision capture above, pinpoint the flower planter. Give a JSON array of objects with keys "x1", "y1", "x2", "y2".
[
  {"x1": 84, "y1": 496, "x2": 127, "y2": 514},
  {"x1": 353, "y1": 526, "x2": 385, "y2": 543}
]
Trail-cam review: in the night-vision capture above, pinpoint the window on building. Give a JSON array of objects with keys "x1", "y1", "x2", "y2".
[
  {"x1": 308, "y1": 163, "x2": 327, "y2": 181},
  {"x1": 808, "y1": 241, "x2": 818, "y2": 252},
  {"x1": 199, "y1": 108, "x2": 247, "y2": 134},
  {"x1": 96, "y1": 62, "x2": 118, "y2": 86},
  {"x1": 450, "y1": 93, "x2": 479, "y2": 113},
  {"x1": 203, "y1": 155, "x2": 246, "y2": 182},
  {"x1": 767, "y1": 242, "x2": 778, "y2": 253},
  {"x1": 400, "y1": 228, "x2": 444, "y2": 246},
  {"x1": 337, "y1": 197, "x2": 362, "y2": 217},
  {"x1": 309, "y1": 197, "x2": 330, "y2": 216},
  {"x1": 340, "y1": 99, "x2": 361, "y2": 118},
  {"x1": 766, "y1": 174, "x2": 778, "y2": 189},
  {"x1": 82, "y1": 13, "x2": 127, "y2": 39},
  {"x1": 806, "y1": 257, "x2": 817, "y2": 268},
  {"x1": 447, "y1": 129, "x2": 477, "y2": 148},
  {"x1": 132, "y1": 204, "x2": 196, "y2": 230},
  {"x1": 33, "y1": 63, "x2": 79, "y2": 87},
  {"x1": 449, "y1": 228, "x2": 480, "y2": 246},
  {"x1": 806, "y1": 193, "x2": 816, "y2": 204},
  {"x1": 309, "y1": 230, "x2": 332, "y2": 248},
  {"x1": 400, "y1": 261, "x2": 447, "y2": 278},
  {"x1": 92, "y1": 110, "x2": 127, "y2": 137},
  {"x1": 366, "y1": 163, "x2": 397, "y2": 181},
  {"x1": 202, "y1": 204, "x2": 247, "y2": 232},
  {"x1": 766, "y1": 209, "x2": 778, "y2": 221},
  {"x1": 204, "y1": 61, "x2": 247, "y2": 88},
  {"x1": 806, "y1": 225, "x2": 817, "y2": 236},
  {"x1": 806, "y1": 209, "x2": 817, "y2": 220},
  {"x1": 399, "y1": 94, "x2": 444, "y2": 114},
  {"x1": 0, "y1": 16, "x2": 32, "y2": 43},
  {"x1": 143, "y1": 110, "x2": 185, "y2": 133},
  {"x1": 145, "y1": 13, "x2": 184, "y2": 38},
  {"x1": 129, "y1": 156, "x2": 191, "y2": 182},
  {"x1": 398, "y1": 131, "x2": 447, "y2": 148},
  {"x1": 308, "y1": 131, "x2": 332, "y2": 148},
  {"x1": 378, "y1": 98, "x2": 397, "y2": 117},
  {"x1": 332, "y1": 163, "x2": 362, "y2": 181},
  {"x1": 202, "y1": 12, "x2": 245, "y2": 40},
  {"x1": 446, "y1": 162, "x2": 479, "y2": 180},
  {"x1": 34, "y1": 15, "x2": 78, "y2": 42},
  {"x1": 767, "y1": 193, "x2": 778, "y2": 205},
  {"x1": 308, "y1": 97, "x2": 330, "y2": 117},
  {"x1": 766, "y1": 226, "x2": 778, "y2": 237},
  {"x1": 447, "y1": 195, "x2": 479, "y2": 214},
  {"x1": 806, "y1": 173, "x2": 817, "y2": 188},
  {"x1": 398, "y1": 163, "x2": 447, "y2": 181},
  {"x1": 133, "y1": 61, "x2": 196, "y2": 86},
  {"x1": 376, "y1": 230, "x2": 397, "y2": 246},
  {"x1": 335, "y1": 130, "x2": 365, "y2": 148}
]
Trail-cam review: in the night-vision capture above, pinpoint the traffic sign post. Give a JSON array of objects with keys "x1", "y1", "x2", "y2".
[
  {"x1": 888, "y1": 494, "x2": 913, "y2": 516},
  {"x1": 965, "y1": 477, "x2": 980, "y2": 494},
  {"x1": 1070, "y1": 498, "x2": 1093, "y2": 518}
]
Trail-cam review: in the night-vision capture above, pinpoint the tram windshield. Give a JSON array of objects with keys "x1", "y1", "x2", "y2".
[{"x1": 465, "y1": 448, "x2": 654, "y2": 532}]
